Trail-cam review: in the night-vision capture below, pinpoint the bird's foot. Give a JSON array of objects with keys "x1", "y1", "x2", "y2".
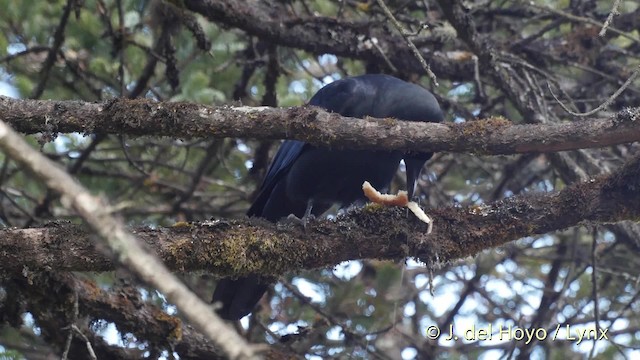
[
  {"x1": 283, "y1": 214, "x2": 303, "y2": 225},
  {"x1": 302, "y1": 214, "x2": 316, "y2": 231},
  {"x1": 284, "y1": 214, "x2": 316, "y2": 231}
]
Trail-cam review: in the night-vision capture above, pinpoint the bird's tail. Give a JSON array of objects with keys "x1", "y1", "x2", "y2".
[{"x1": 211, "y1": 275, "x2": 269, "y2": 320}]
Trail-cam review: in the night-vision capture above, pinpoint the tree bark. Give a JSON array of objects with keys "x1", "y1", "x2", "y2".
[
  {"x1": 4, "y1": 151, "x2": 640, "y2": 275},
  {"x1": 2, "y1": 96, "x2": 640, "y2": 155}
]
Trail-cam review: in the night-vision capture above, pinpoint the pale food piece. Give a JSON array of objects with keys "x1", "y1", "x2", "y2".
[{"x1": 362, "y1": 181, "x2": 433, "y2": 233}]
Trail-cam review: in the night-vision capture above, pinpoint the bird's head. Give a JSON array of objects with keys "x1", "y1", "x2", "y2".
[{"x1": 308, "y1": 74, "x2": 444, "y2": 199}]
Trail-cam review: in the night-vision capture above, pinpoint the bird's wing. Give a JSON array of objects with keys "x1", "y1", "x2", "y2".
[{"x1": 247, "y1": 140, "x2": 308, "y2": 217}]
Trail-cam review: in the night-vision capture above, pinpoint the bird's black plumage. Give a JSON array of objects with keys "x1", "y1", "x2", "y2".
[{"x1": 212, "y1": 74, "x2": 443, "y2": 320}]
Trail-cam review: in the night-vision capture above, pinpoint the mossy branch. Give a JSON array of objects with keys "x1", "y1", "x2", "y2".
[
  {"x1": 2, "y1": 96, "x2": 640, "y2": 155},
  {"x1": 4, "y1": 151, "x2": 640, "y2": 276}
]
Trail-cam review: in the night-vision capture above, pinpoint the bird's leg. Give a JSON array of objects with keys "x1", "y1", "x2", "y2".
[{"x1": 284, "y1": 199, "x2": 315, "y2": 231}]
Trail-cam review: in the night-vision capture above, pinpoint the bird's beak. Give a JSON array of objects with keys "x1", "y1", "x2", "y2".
[
  {"x1": 404, "y1": 158, "x2": 424, "y2": 199},
  {"x1": 404, "y1": 153, "x2": 433, "y2": 199}
]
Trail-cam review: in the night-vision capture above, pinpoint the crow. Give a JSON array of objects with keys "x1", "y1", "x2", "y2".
[{"x1": 212, "y1": 74, "x2": 444, "y2": 320}]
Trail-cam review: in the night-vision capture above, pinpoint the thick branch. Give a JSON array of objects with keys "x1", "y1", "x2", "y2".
[
  {"x1": 4, "y1": 152, "x2": 640, "y2": 275},
  {"x1": 0, "y1": 119, "x2": 259, "y2": 360},
  {"x1": 2, "y1": 96, "x2": 640, "y2": 155},
  {"x1": 7, "y1": 270, "x2": 225, "y2": 360},
  {"x1": 181, "y1": 0, "x2": 472, "y2": 81}
]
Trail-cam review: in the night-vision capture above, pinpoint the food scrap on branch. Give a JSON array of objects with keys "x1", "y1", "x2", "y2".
[{"x1": 362, "y1": 181, "x2": 433, "y2": 233}]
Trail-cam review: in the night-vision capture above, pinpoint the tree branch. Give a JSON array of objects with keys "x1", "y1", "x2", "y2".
[
  {"x1": 7, "y1": 270, "x2": 223, "y2": 359},
  {"x1": 2, "y1": 96, "x2": 640, "y2": 155},
  {"x1": 4, "y1": 150, "x2": 640, "y2": 275},
  {"x1": 181, "y1": 0, "x2": 472, "y2": 81},
  {"x1": 0, "y1": 119, "x2": 260, "y2": 360}
]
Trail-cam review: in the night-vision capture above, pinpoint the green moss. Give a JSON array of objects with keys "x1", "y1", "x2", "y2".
[
  {"x1": 363, "y1": 203, "x2": 384, "y2": 212},
  {"x1": 171, "y1": 221, "x2": 192, "y2": 228},
  {"x1": 154, "y1": 311, "x2": 183, "y2": 341},
  {"x1": 382, "y1": 117, "x2": 399, "y2": 127}
]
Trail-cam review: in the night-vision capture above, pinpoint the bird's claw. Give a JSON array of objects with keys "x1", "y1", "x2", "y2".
[
  {"x1": 302, "y1": 214, "x2": 316, "y2": 231},
  {"x1": 284, "y1": 214, "x2": 315, "y2": 231}
]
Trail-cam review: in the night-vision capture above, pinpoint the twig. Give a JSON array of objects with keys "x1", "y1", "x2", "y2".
[
  {"x1": 547, "y1": 65, "x2": 640, "y2": 117},
  {"x1": 526, "y1": 1, "x2": 640, "y2": 44},
  {"x1": 31, "y1": 0, "x2": 75, "y2": 99},
  {"x1": 599, "y1": 0, "x2": 622, "y2": 37},
  {"x1": 60, "y1": 292, "x2": 79, "y2": 360},
  {"x1": 117, "y1": 0, "x2": 126, "y2": 95},
  {"x1": 589, "y1": 228, "x2": 600, "y2": 360},
  {"x1": 0, "y1": 120, "x2": 261, "y2": 360},
  {"x1": 370, "y1": 37, "x2": 399, "y2": 73},
  {"x1": 472, "y1": 54, "x2": 485, "y2": 100},
  {"x1": 280, "y1": 281, "x2": 388, "y2": 360},
  {"x1": 71, "y1": 325, "x2": 97, "y2": 360},
  {"x1": 0, "y1": 46, "x2": 50, "y2": 64},
  {"x1": 375, "y1": 0, "x2": 438, "y2": 86}
]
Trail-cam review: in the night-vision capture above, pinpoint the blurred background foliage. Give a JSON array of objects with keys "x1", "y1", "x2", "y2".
[{"x1": 1, "y1": 0, "x2": 640, "y2": 359}]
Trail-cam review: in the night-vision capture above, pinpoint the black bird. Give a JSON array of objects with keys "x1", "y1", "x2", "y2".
[{"x1": 212, "y1": 74, "x2": 444, "y2": 320}]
